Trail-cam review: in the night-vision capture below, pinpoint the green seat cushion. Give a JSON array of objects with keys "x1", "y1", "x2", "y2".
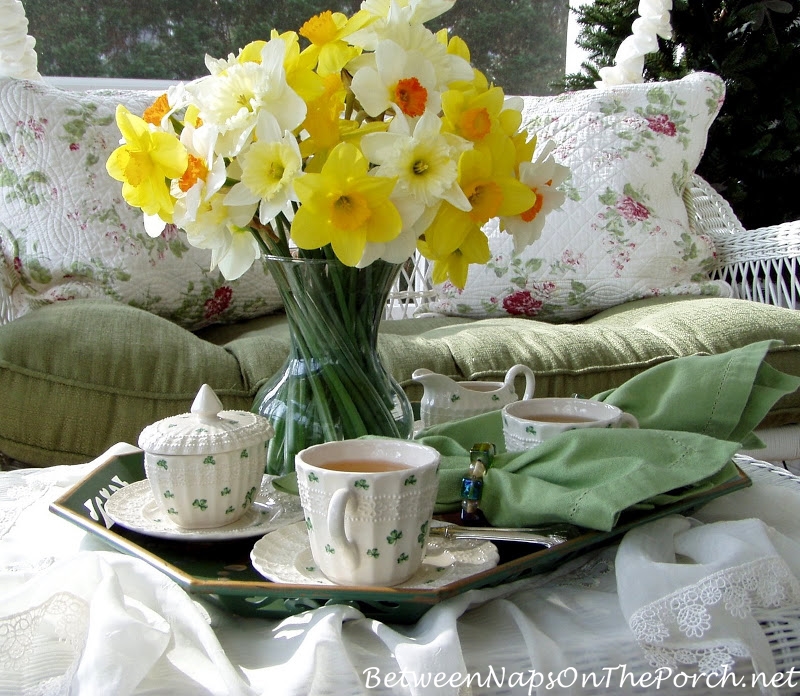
[{"x1": 1, "y1": 296, "x2": 799, "y2": 466}]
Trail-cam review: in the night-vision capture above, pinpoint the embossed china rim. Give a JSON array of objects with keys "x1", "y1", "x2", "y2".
[
  {"x1": 105, "y1": 479, "x2": 302, "y2": 541},
  {"x1": 250, "y1": 520, "x2": 500, "y2": 589}
]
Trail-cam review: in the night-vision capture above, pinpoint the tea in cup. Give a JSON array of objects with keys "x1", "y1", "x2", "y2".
[
  {"x1": 502, "y1": 397, "x2": 639, "y2": 453},
  {"x1": 295, "y1": 439, "x2": 440, "y2": 586}
]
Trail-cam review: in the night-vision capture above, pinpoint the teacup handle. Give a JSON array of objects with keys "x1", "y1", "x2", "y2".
[
  {"x1": 615, "y1": 413, "x2": 639, "y2": 429},
  {"x1": 327, "y1": 488, "x2": 358, "y2": 568},
  {"x1": 504, "y1": 364, "x2": 536, "y2": 400}
]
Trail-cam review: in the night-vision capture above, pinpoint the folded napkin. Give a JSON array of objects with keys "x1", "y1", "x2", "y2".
[{"x1": 416, "y1": 340, "x2": 800, "y2": 532}]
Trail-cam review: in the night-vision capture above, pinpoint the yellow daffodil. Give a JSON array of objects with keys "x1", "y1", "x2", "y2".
[
  {"x1": 106, "y1": 105, "x2": 188, "y2": 225},
  {"x1": 272, "y1": 31, "x2": 325, "y2": 104},
  {"x1": 418, "y1": 222, "x2": 490, "y2": 289},
  {"x1": 299, "y1": 10, "x2": 370, "y2": 76},
  {"x1": 441, "y1": 83, "x2": 509, "y2": 144},
  {"x1": 291, "y1": 142, "x2": 401, "y2": 266},
  {"x1": 420, "y1": 146, "x2": 537, "y2": 287},
  {"x1": 301, "y1": 73, "x2": 348, "y2": 154}
]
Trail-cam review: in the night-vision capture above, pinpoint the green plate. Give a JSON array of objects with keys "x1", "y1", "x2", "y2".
[{"x1": 49, "y1": 451, "x2": 751, "y2": 624}]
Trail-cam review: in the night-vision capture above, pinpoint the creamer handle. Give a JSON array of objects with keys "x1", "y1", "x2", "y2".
[{"x1": 504, "y1": 364, "x2": 536, "y2": 400}]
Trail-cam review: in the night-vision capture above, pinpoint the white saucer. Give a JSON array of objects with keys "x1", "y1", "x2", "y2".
[
  {"x1": 105, "y1": 477, "x2": 304, "y2": 541},
  {"x1": 250, "y1": 521, "x2": 500, "y2": 589}
]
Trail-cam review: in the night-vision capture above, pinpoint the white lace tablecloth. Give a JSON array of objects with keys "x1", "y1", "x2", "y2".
[{"x1": 3, "y1": 445, "x2": 800, "y2": 696}]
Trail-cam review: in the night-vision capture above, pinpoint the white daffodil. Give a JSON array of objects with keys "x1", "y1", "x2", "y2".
[
  {"x1": 501, "y1": 140, "x2": 570, "y2": 253},
  {"x1": 171, "y1": 123, "x2": 228, "y2": 231},
  {"x1": 216, "y1": 225, "x2": 263, "y2": 280},
  {"x1": 187, "y1": 37, "x2": 306, "y2": 157},
  {"x1": 224, "y1": 112, "x2": 302, "y2": 225},
  {"x1": 360, "y1": 110, "x2": 471, "y2": 210},
  {"x1": 360, "y1": 0, "x2": 456, "y2": 24},
  {"x1": 349, "y1": 2, "x2": 472, "y2": 88},
  {"x1": 350, "y1": 40, "x2": 440, "y2": 118},
  {"x1": 183, "y1": 190, "x2": 260, "y2": 280},
  {"x1": 359, "y1": 113, "x2": 472, "y2": 267}
]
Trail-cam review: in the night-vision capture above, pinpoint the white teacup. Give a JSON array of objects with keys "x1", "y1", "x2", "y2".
[
  {"x1": 502, "y1": 397, "x2": 639, "y2": 452},
  {"x1": 295, "y1": 439, "x2": 440, "y2": 587}
]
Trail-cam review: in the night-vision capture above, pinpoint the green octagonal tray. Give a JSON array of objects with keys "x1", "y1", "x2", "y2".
[{"x1": 49, "y1": 450, "x2": 750, "y2": 624}]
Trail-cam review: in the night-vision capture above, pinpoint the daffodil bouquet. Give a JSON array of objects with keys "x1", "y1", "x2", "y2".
[{"x1": 106, "y1": 0, "x2": 569, "y2": 474}]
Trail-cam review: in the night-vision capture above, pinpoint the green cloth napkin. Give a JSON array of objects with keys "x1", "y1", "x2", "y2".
[{"x1": 415, "y1": 340, "x2": 800, "y2": 531}]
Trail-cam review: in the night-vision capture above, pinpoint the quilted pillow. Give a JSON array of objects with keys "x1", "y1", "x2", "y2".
[
  {"x1": 0, "y1": 77, "x2": 282, "y2": 329},
  {"x1": 422, "y1": 72, "x2": 732, "y2": 322}
]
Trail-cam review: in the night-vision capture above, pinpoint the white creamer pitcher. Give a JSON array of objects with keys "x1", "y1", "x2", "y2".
[{"x1": 412, "y1": 364, "x2": 536, "y2": 428}]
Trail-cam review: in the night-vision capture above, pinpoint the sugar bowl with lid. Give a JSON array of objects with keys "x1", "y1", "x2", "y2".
[{"x1": 138, "y1": 384, "x2": 274, "y2": 529}]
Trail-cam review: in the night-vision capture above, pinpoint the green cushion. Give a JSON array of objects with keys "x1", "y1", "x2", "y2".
[{"x1": 1, "y1": 295, "x2": 799, "y2": 466}]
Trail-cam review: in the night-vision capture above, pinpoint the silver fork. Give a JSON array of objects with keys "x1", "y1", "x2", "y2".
[{"x1": 428, "y1": 523, "x2": 580, "y2": 548}]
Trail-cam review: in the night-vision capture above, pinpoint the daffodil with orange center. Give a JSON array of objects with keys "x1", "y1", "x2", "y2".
[
  {"x1": 350, "y1": 39, "x2": 440, "y2": 118},
  {"x1": 441, "y1": 82, "x2": 504, "y2": 144},
  {"x1": 420, "y1": 146, "x2": 537, "y2": 287},
  {"x1": 106, "y1": 105, "x2": 188, "y2": 224},
  {"x1": 169, "y1": 120, "x2": 227, "y2": 233},
  {"x1": 142, "y1": 93, "x2": 170, "y2": 127},
  {"x1": 501, "y1": 141, "x2": 570, "y2": 252},
  {"x1": 441, "y1": 68, "x2": 522, "y2": 149},
  {"x1": 291, "y1": 142, "x2": 401, "y2": 266},
  {"x1": 299, "y1": 10, "x2": 371, "y2": 76}
]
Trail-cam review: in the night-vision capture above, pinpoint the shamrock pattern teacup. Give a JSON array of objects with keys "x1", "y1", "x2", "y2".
[
  {"x1": 502, "y1": 397, "x2": 639, "y2": 453},
  {"x1": 295, "y1": 439, "x2": 440, "y2": 586}
]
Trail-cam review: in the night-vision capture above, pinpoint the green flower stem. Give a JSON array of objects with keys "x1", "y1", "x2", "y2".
[
  {"x1": 277, "y1": 256, "x2": 399, "y2": 427},
  {"x1": 251, "y1": 246, "x2": 413, "y2": 474},
  {"x1": 273, "y1": 265, "x2": 353, "y2": 438}
]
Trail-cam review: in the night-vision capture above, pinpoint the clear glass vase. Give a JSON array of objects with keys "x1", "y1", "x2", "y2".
[{"x1": 253, "y1": 255, "x2": 415, "y2": 475}]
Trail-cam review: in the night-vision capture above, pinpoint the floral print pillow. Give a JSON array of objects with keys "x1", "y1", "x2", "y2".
[
  {"x1": 0, "y1": 78, "x2": 282, "y2": 329},
  {"x1": 423, "y1": 72, "x2": 732, "y2": 322}
]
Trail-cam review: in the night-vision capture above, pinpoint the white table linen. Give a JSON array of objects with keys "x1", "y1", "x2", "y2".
[{"x1": 3, "y1": 446, "x2": 800, "y2": 696}]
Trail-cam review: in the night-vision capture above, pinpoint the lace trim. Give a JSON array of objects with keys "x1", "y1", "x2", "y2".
[
  {"x1": 630, "y1": 556, "x2": 800, "y2": 674},
  {"x1": 0, "y1": 472, "x2": 49, "y2": 540},
  {"x1": 1, "y1": 592, "x2": 89, "y2": 673}
]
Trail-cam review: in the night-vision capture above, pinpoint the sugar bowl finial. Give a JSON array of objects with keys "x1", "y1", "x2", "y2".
[{"x1": 191, "y1": 383, "x2": 224, "y2": 423}]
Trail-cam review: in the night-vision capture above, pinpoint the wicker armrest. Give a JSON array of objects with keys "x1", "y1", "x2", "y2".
[
  {"x1": 686, "y1": 175, "x2": 800, "y2": 309},
  {"x1": 712, "y1": 220, "x2": 800, "y2": 308}
]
